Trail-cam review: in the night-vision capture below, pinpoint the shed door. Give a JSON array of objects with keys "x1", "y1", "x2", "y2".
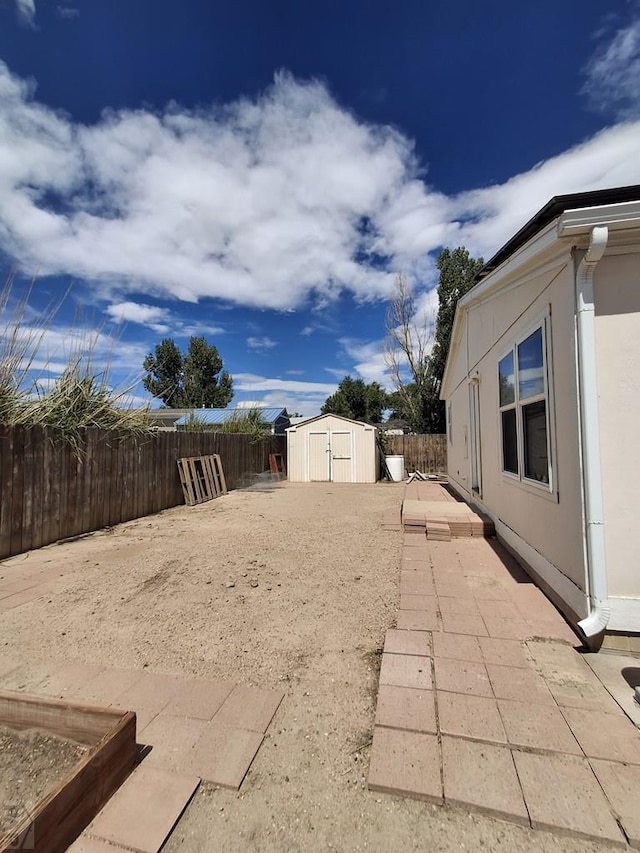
[
  {"x1": 330, "y1": 430, "x2": 353, "y2": 483},
  {"x1": 308, "y1": 431, "x2": 330, "y2": 481}
]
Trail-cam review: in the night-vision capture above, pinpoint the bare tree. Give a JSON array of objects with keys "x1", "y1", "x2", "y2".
[{"x1": 384, "y1": 273, "x2": 434, "y2": 432}]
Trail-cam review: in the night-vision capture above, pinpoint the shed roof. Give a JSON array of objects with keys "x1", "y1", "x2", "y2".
[
  {"x1": 175, "y1": 407, "x2": 288, "y2": 426},
  {"x1": 286, "y1": 413, "x2": 376, "y2": 431}
]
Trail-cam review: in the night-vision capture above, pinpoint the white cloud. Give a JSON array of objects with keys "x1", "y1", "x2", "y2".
[
  {"x1": 339, "y1": 338, "x2": 391, "y2": 386},
  {"x1": 14, "y1": 0, "x2": 35, "y2": 25},
  {"x1": 452, "y1": 123, "x2": 640, "y2": 261},
  {"x1": 233, "y1": 372, "x2": 338, "y2": 418},
  {"x1": 57, "y1": 5, "x2": 79, "y2": 19},
  {"x1": 104, "y1": 300, "x2": 225, "y2": 338},
  {"x1": 11, "y1": 322, "x2": 149, "y2": 391},
  {"x1": 106, "y1": 301, "x2": 171, "y2": 333},
  {"x1": 0, "y1": 61, "x2": 639, "y2": 318},
  {"x1": 246, "y1": 336, "x2": 278, "y2": 352},
  {"x1": 118, "y1": 392, "x2": 154, "y2": 409},
  {"x1": 583, "y1": 10, "x2": 640, "y2": 119},
  {"x1": 234, "y1": 373, "x2": 336, "y2": 395},
  {"x1": 173, "y1": 321, "x2": 226, "y2": 338}
]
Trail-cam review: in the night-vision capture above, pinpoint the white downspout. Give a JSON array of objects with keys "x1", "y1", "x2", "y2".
[{"x1": 576, "y1": 225, "x2": 610, "y2": 638}]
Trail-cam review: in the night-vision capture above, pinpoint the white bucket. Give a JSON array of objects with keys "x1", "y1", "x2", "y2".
[{"x1": 385, "y1": 455, "x2": 405, "y2": 482}]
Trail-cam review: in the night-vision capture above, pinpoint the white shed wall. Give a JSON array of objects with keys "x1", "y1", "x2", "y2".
[{"x1": 287, "y1": 415, "x2": 379, "y2": 483}]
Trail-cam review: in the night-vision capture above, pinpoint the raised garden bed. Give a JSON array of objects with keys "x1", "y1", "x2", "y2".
[{"x1": 0, "y1": 690, "x2": 136, "y2": 853}]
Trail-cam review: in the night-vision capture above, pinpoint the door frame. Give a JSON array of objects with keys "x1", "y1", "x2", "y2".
[
  {"x1": 328, "y1": 428, "x2": 355, "y2": 483},
  {"x1": 469, "y1": 378, "x2": 482, "y2": 496},
  {"x1": 306, "y1": 430, "x2": 331, "y2": 481}
]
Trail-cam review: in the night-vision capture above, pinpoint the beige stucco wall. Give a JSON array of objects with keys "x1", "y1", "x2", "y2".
[
  {"x1": 287, "y1": 416, "x2": 378, "y2": 483},
  {"x1": 445, "y1": 254, "x2": 588, "y2": 605},
  {"x1": 594, "y1": 251, "x2": 640, "y2": 599},
  {"x1": 446, "y1": 381, "x2": 471, "y2": 496}
]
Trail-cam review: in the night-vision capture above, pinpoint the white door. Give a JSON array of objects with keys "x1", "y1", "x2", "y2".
[
  {"x1": 330, "y1": 431, "x2": 353, "y2": 482},
  {"x1": 469, "y1": 381, "x2": 482, "y2": 495},
  {"x1": 308, "y1": 432, "x2": 330, "y2": 481}
]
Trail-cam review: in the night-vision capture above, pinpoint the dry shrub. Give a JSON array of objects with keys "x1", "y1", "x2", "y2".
[
  {"x1": 0, "y1": 272, "x2": 154, "y2": 450},
  {"x1": 182, "y1": 407, "x2": 271, "y2": 443}
]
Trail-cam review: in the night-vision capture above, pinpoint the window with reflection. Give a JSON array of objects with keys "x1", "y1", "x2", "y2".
[{"x1": 498, "y1": 322, "x2": 551, "y2": 487}]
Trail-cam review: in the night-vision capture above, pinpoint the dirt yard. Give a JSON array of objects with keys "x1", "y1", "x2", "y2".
[
  {"x1": 0, "y1": 482, "x2": 618, "y2": 852},
  {"x1": 0, "y1": 726, "x2": 86, "y2": 837}
]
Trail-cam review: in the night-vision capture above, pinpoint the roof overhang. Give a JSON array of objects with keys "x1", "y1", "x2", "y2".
[
  {"x1": 440, "y1": 187, "x2": 640, "y2": 400},
  {"x1": 286, "y1": 413, "x2": 377, "y2": 431},
  {"x1": 476, "y1": 185, "x2": 640, "y2": 281}
]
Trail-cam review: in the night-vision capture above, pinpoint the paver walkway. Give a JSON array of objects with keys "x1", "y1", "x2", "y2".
[
  {"x1": 370, "y1": 481, "x2": 640, "y2": 847},
  {"x1": 0, "y1": 660, "x2": 283, "y2": 852}
]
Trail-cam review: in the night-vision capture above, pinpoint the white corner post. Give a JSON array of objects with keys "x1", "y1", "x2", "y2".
[{"x1": 576, "y1": 225, "x2": 610, "y2": 638}]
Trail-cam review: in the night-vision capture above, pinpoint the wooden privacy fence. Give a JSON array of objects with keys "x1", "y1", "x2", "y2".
[
  {"x1": 0, "y1": 426, "x2": 286, "y2": 560},
  {"x1": 386, "y1": 434, "x2": 447, "y2": 475}
]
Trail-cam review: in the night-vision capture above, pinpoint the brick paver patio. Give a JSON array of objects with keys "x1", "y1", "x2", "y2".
[
  {"x1": 370, "y1": 481, "x2": 640, "y2": 846},
  {"x1": 0, "y1": 656, "x2": 283, "y2": 852}
]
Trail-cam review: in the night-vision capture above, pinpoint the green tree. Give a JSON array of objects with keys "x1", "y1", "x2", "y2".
[
  {"x1": 423, "y1": 247, "x2": 484, "y2": 432},
  {"x1": 143, "y1": 336, "x2": 233, "y2": 408},
  {"x1": 384, "y1": 250, "x2": 483, "y2": 433},
  {"x1": 321, "y1": 376, "x2": 388, "y2": 423}
]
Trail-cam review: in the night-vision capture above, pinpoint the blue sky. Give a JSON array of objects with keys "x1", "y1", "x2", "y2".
[{"x1": 1, "y1": 0, "x2": 639, "y2": 415}]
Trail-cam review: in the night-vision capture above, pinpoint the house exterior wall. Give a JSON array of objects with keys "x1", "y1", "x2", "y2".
[
  {"x1": 445, "y1": 254, "x2": 589, "y2": 620},
  {"x1": 594, "y1": 250, "x2": 640, "y2": 609},
  {"x1": 287, "y1": 415, "x2": 379, "y2": 483}
]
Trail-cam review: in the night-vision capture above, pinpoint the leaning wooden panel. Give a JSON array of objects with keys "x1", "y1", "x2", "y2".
[
  {"x1": 201, "y1": 455, "x2": 219, "y2": 497},
  {"x1": 0, "y1": 690, "x2": 137, "y2": 853},
  {"x1": 204, "y1": 456, "x2": 219, "y2": 496},
  {"x1": 177, "y1": 455, "x2": 227, "y2": 505},
  {"x1": 176, "y1": 457, "x2": 197, "y2": 506},
  {"x1": 213, "y1": 454, "x2": 227, "y2": 494},
  {"x1": 192, "y1": 457, "x2": 211, "y2": 503},
  {"x1": 187, "y1": 457, "x2": 207, "y2": 504}
]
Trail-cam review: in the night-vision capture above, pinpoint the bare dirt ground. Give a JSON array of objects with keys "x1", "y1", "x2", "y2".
[
  {"x1": 0, "y1": 482, "x2": 618, "y2": 852},
  {"x1": 0, "y1": 726, "x2": 86, "y2": 837}
]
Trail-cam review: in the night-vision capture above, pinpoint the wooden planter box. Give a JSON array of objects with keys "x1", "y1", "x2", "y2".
[{"x1": 0, "y1": 690, "x2": 137, "y2": 853}]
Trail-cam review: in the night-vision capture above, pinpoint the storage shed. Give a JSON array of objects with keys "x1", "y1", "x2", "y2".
[{"x1": 286, "y1": 414, "x2": 380, "y2": 483}]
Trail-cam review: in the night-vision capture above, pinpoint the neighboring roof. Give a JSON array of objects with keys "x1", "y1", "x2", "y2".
[
  {"x1": 286, "y1": 413, "x2": 376, "y2": 431},
  {"x1": 477, "y1": 184, "x2": 640, "y2": 281},
  {"x1": 383, "y1": 419, "x2": 411, "y2": 432},
  {"x1": 147, "y1": 408, "x2": 195, "y2": 424},
  {"x1": 174, "y1": 407, "x2": 288, "y2": 426}
]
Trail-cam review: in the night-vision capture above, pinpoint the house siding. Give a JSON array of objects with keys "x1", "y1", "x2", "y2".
[
  {"x1": 446, "y1": 255, "x2": 588, "y2": 616},
  {"x1": 594, "y1": 250, "x2": 640, "y2": 602}
]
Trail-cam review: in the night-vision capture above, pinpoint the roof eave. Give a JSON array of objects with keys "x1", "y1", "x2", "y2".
[
  {"x1": 440, "y1": 192, "x2": 640, "y2": 401},
  {"x1": 476, "y1": 185, "x2": 640, "y2": 281}
]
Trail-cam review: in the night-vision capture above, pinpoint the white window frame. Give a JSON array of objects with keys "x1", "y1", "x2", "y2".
[{"x1": 497, "y1": 309, "x2": 557, "y2": 500}]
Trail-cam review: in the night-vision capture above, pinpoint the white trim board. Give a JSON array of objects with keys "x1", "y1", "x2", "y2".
[{"x1": 608, "y1": 598, "x2": 640, "y2": 633}]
